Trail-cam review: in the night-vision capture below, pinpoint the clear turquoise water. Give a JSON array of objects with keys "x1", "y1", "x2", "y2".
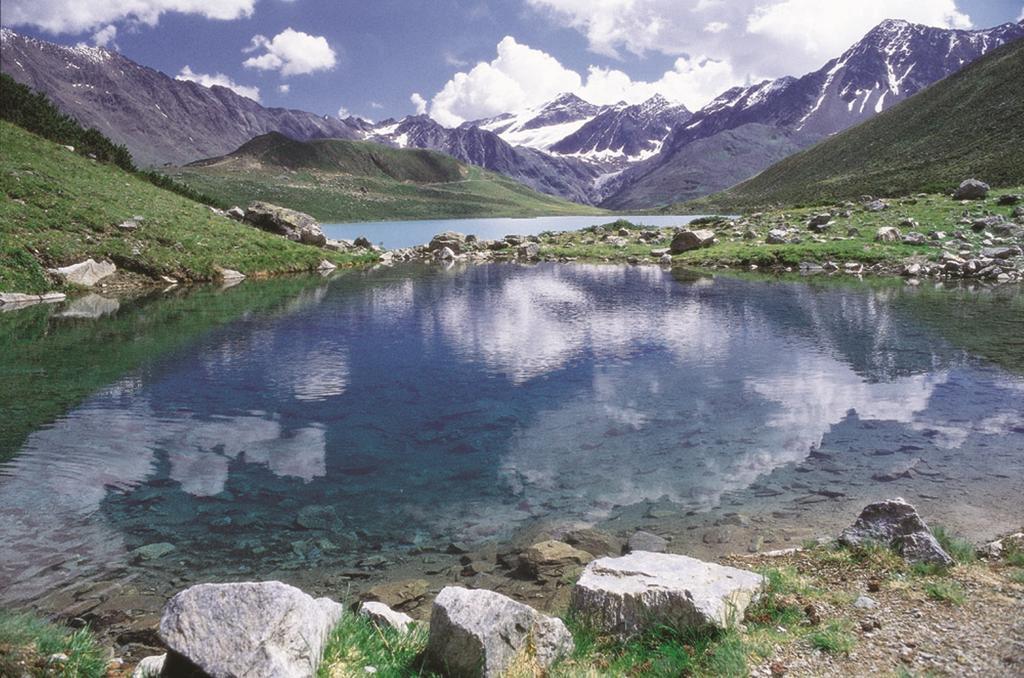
[
  {"x1": 322, "y1": 214, "x2": 711, "y2": 249},
  {"x1": 1, "y1": 263, "x2": 1022, "y2": 605}
]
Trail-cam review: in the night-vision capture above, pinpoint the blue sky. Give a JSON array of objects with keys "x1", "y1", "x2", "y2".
[{"x1": 3, "y1": 1, "x2": 1022, "y2": 123}]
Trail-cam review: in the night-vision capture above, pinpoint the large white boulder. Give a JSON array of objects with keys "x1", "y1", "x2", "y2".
[
  {"x1": 47, "y1": 259, "x2": 116, "y2": 287},
  {"x1": 158, "y1": 581, "x2": 343, "y2": 678},
  {"x1": 427, "y1": 586, "x2": 573, "y2": 677},
  {"x1": 570, "y1": 552, "x2": 763, "y2": 636}
]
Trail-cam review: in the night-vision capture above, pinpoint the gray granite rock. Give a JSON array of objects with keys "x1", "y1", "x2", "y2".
[
  {"x1": 159, "y1": 581, "x2": 342, "y2": 678},
  {"x1": 838, "y1": 497, "x2": 953, "y2": 566},
  {"x1": 570, "y1": 552, "x2": 763, "y2": 635},
  {"x1": 427, "y1": 587, "x2": 572, "y2": 677},
  {"x1": 47, "y1": 259, "x2": 116, "y2": 287}
]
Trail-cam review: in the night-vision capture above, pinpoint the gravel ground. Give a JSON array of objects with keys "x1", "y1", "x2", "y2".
[{"x1": 732, "y1": 547, "x2": 1024, "y2": 677}]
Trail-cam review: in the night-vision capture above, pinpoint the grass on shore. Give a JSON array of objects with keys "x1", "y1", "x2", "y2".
[
  {"x1": 317, "y1": 526, "x2": 1024, "y2": 677},
  {"x1": 0, "y1": 121, "x2": 375, "y2": 294},
  {"x1": 534, "y1": 187, "x2": 1022, "y2": 271},
  {"x1": 0, "y1": 610, "x2": 107, "y2": 678}
]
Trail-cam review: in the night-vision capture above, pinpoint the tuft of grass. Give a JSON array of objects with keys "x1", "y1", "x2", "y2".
[
  {"x1": 318, "y1": 613, "x2": 431, "y2": 678},
  {"x1": 924, "y1": 581, "x2": 966, "y2": 605},
  {"x1": 0, "y1": 610, "x2": 108, "y2": 678},
  {"x1": 1004, "y1": 548, "x2": 1024, "y2": 568},
  {"x1": 807, "y1": 620, "x2": 856, "y2": 655},
  {"x1": 911, "y1": 562, "x2": 950, "y2": 578},
  {"x1": 1009, "y1": 569, "x2": 1024, "y2": 584},
  {"x1": 556, "y1": 616, "x2": 746, "y2": 678},
  {"x1": 932, "y1": 526, "x2": 975, "y2": 564}
]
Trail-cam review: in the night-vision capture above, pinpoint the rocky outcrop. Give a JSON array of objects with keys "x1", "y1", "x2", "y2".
[
  {"x1": 428, "y1": 232, "x2": 468, "y2": 254},
  {"x1": 838, "y1": 498, "x2": 954, "y2": 566},
  {"x1": 158, "y1": 581, "x2": 342, "y2": 678},
  {"x1": 243, "y1": 202, "x2": 327, "y2": 247},
  {"x1": 953, "y1": 178, "x2": 989, "y2": 200},
  {"x1": 570, "y1": 552, "x2": 763, "y2": 635},
  {"x1": 47, "y1": 259, "x2": 116, "y2": 287},
  {"x1": 519, "y1": 540, "x2": 593, "y2": 582},
  {"x1": 427, "y1": 587, "x2": 573, "y2": 677},
  {"x1": 358, "y1": 601, "x2": 414, "y2": 633},
  {"x1": 669, "y1": 229, "x2": 716, "y2": 254}
]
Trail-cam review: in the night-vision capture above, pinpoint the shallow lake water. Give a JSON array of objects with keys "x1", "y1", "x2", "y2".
[
  {"x1": 322, "y1": 214, "x2": 709, "y2": 249},
  {"x1": 1, "y1": 263, "x2": 1023, "y2": 609}
]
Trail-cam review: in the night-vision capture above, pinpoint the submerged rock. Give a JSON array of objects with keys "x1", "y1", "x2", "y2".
[
  {"x1": 565, "y1": 528, "x2": 621, "y2": 557},
  {"x1": 47, "y1": 259, "x2": 116, "y2": 287},
  {"x1": 131, "y1": 542, "x2": 175, "y2": 562},
  {"x1": 838, "y1": 498, "x2": 953, "y2": 566},
  {"x1": 625, "y1": 531, "x2": 667, "y2": 554},
  {"x1": 570, "y1": 552, "x2": 763, "y2": 635},
  {"x1": 426, "y1": 586, "x2": 573, "y2": 677},
  {"x1": 159, "y1": 581, "x2": 342, "y2": 678}
]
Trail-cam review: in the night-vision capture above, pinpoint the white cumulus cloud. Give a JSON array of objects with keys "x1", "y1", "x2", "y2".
[
  {"x1": 428, "y1": 36, "x2": 582, "y2": 126},
  {"x1": 176, "y1": 65, "x2": 260, "y2": 102},
  {"x1": 92, "y1": 24, "x2": 118, "y2": 47},
  {"x1": 524, "y1": 0, "x2": 976, "y2": 104},
  {"x1": 243, "y1": 28, "x2": 337, "y2": 77},
  {"x1": 410, "y1": 92, "x2": 428, "y2": 115},
  {"x1": 425, "y1": 36, "x2": 741, "y2": 124},
  {"x1": 0, "y1": 0, "x2": 255, "y2": 34},
  {"x1": 278, "y1": 84, "x2": 290, "y2": 94}
]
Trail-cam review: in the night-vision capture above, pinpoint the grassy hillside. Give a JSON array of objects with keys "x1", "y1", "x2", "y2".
[
  {"x1": 0, "y1": 121, "x2": 373, "y2": 293},
  {"x1": 165, "y1": 133, "x2": 607, "y2": 222},
  {"x1": 678, "y1": 38, "x2": 1024, "y2": 212}
]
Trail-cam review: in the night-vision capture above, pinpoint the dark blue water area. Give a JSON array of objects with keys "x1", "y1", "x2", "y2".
[{"x1": 2, "y1": 263, "x2": 1023, "y2": 604}]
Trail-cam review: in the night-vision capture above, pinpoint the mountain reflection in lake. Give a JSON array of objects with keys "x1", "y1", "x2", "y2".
[{"x1": 1, "y1": 263, "x2": 1022, "y2": 605}]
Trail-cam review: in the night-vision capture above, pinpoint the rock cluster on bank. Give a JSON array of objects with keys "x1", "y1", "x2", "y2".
[{"x1": 838, "y1": 497, "x2": 954, "y2": 566}]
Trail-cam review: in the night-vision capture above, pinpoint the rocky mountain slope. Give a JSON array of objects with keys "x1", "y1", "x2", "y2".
[
  {"x1": 680, "y1": 37, "x2": 1024, "y2": 210},
  {"x1": 362, "y1": 114, "x2": 602, "y2": 204},
  {"x1": 0, "y1": 28, "x2": 360, "y2": 167},
  {"x1": 548, "y1": 95, "x2": 691, "y2": 163},
  {"x1": 604, "y1": 18, "x2": 1024, "y2": 208}
]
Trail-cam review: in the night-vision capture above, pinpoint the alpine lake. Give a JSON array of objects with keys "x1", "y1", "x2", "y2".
[{"x1": 2, "y1": 216, "x2": 1023, "y2": 624}]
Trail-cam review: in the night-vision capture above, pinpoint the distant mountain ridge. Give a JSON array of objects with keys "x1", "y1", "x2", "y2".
[
  {"x1": 603, "y1": 18, "x2": 1024, "y2": 208},
  {"x1": 679, "y1": 37, "x2": 1024, "y2": 210},
  {"x1": 0, "y1": 28, "x2": 360, "y2": 166},
  {"x1": 2, "y1": 19, "x2": 1021, "y2": 207}
]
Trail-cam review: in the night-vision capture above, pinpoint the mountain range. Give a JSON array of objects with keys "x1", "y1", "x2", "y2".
[
  {"x1": 2, "y1": 19, "x2": 1022, "y2": 208},
  {"x1": 681, "y1": 36, "x2": 1024, "y2": 211}
]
